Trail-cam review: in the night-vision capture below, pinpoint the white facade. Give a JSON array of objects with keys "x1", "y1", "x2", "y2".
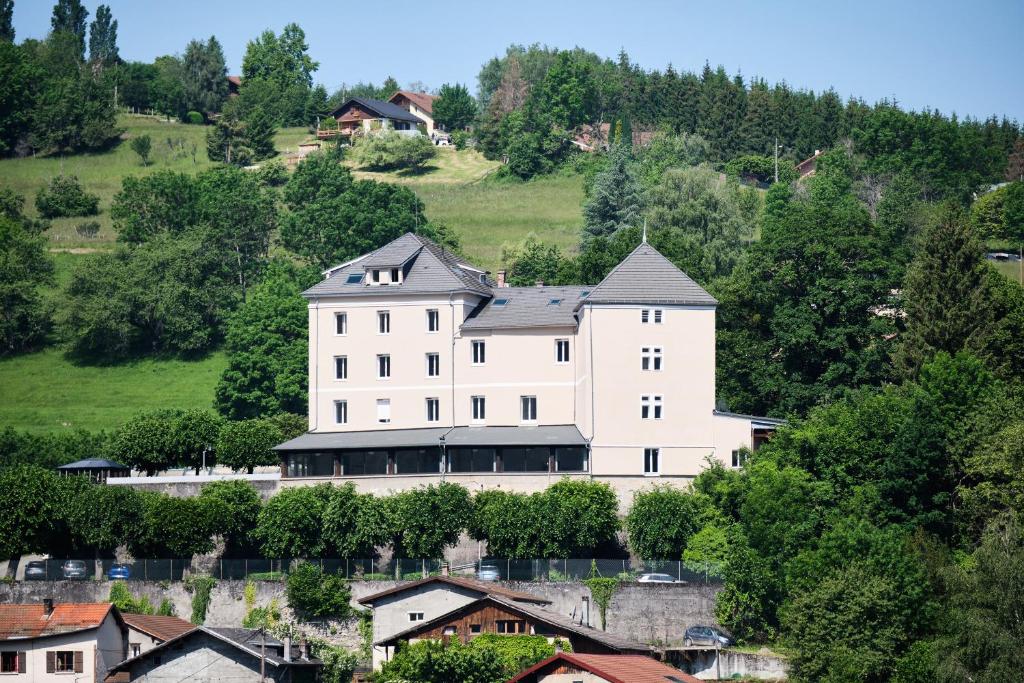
[
  {"x1": 279, "y1": 234, "x2": 781, "y2": 505},
  {"x1": 0, "y1": 611, "x2": 125, "y2": 682}
]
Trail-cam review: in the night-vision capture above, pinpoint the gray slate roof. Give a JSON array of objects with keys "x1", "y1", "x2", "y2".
[
  {"x1": 331, "y1": 97, "x2": 425, "y2": 124},
  {"x1": 462, "y1": 286, "x2": 589, "y2": 330},
  {"x1": 57, "y1": 459, "x2": 129, "y2": 470},
  {"x1": 581, "y1": 242, "x2": 718, "y2": 307},
  {"x1": 275, "y1": 425, "x2": 585, "y2": 451},
  {"x1": 304, "y1": 233, "x2": 493, "y2": 299}
]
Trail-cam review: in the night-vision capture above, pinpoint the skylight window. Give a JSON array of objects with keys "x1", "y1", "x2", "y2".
[
  {"x1": 493, "y1": 299, "x2": 509, "y2": 307},
  {"x1": 548, "y1": 298, "x2": 562, "y2": 305},
  {"x1": 345, "y1": 273, "x2": 363, "y2": 284},
  {"x1": 579, "y1": 290, "x2": 591, "y2": 298}
]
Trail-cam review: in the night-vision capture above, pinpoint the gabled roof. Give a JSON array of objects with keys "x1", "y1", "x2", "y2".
[
  {"x1": 580, "y1": 243, "x2": 717, "y2": 307},
  {"x1": 106, "y1": 626, "x2": 322, "y2": 676},
  {"x1": 508, "y1": 653, "x2": 700, "y2": 683},
  {"x1": 120, "y1": 614, "x2": 194, "y2": 642},
  {"x1": 389, "y1": 90, "x2": 437, "y2": 115},
  {"x1": 0, "y1": 603, "x2": 118, "y2": 640},
  {"x1": 377, "y1": 595, "x2": 652, "y2": 654},
  {"x1": 304, "y1": 233, "x2": 493, "y2": 299},
  {"x1": 462, "y1": 286, "x2": 589, "y2": 330},
  {"x1": 358, "y1": 575, "x2": 551, "y2": 606},
  {"x1": 330, "y1": 97, "x2": 425, "y2": 124}
]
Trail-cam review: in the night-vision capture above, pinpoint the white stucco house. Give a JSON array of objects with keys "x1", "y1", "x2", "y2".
[
  {"x1": 0, "y1": 601, "x2": 127, "y2": 682},
  {"x1": 274, "y1": 232, "x2": 782, "y2": 505}
]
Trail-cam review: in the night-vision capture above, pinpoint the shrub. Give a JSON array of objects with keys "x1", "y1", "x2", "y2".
[
  {"x1": 186, "y1": 111, "x2": 204, "y2": 125},
  {"x1": 75, "y1": 221, "x2": 100, "y2": 238},
  {"x1": 352, "y1": 131, "x2": 436, "y2": 171},
  {"x1": 285, "y1": 562, "x2": 352, "y2": 620},
  {"x1": 255, "y1": 160, "x2": 289, "y2": 187},
  {"x1": 35, "y1": 175, "x2": 100, "y2": 218},
  {"x1": 130, "y1": 135, "x2": 152, "y2": 166},
  {"x1": 109, "y1": 581, "x2": 155, "y2": 615},
  {"x1": 185, "y1": 575, "x2": 216, "y2": 625},
  {"x1": 451, "y1": 130, "x2": 469, "y2": 150}
]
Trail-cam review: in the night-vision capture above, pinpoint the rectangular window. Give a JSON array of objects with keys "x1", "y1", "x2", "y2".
[
  {"x1": 471, "y1": 395, "x2": 486, "y2": 422},
  {"x1": 555, "y1": 446, "x2": 588, "y2": 472},
  {"x1": 408, "y1": 612, "x2": 424, "y2": 622},
  {"x1": 732, "y1": 450, "x2": 748, "y2": 468},
  {"x1": 644, "y1": 447, "x2": 660, "y2": 475},
  {"x1": 520, "y1": 395, "x2": 537, "y2": 422},
  {"x1": 641, "y1": 309, "x2": 650, "y2": 323},
  {"x1": 502, "y1": 447, "x2": 549, "y2": 472},
  {"x1": 471, "y1": 340, "x2": 486, "y2": 365},
  {"x1": 334, "y1": 356, "x2": 347, "y2": 380},
  {"x1": 395, "y1": 448, "x2": 441, "y2": 474},
  {"x1": 376, "y1": 399, "x2": 391, "y2": 424},
  {"x1": 442, "y1": 626, "x2": 457, "y2": 636},
  {"x1": 334, "y1": 400, "x2": 348, "y2": 425},
  {"x1": 654, "y1": 309, "x2": 663, "y2": 323},
  {"x1": 426, "y1": 353, "x2": 440, "y2": 377},
  {"x1": 426, "y1": 309, "x2": 439, "y2": 332},
  {"x1": 641, "y1": 395, "x2": 663, "y2": 420},
  {"x1": 496, "y1": 620, "x2": 527, "y2": 634},
  {"x1": 390, "y1": 267, "x2": 400, "y2": 284},
  {"x1": 470, "y1": 624, "x2": 482, "y2": 635},
  {"x1": 0, "y1": 651, "x2": 21, "y2": 673},
  {"x1": 371, "y1": 269, "x2": 380, "y2": 284},
  {"x1": 377, "y1": 311, "x2": 390, "y2": 334},
  {"x1": 555, "y1": 339, "x2": 570, "y2": 363},
  {"x1": 641, "y1": 347, "x2": 663, "y2": 371},
  {"x1": 447, "y1": 447, "x2": 496, "y2": 472},
  {"x1": 426, "y1": 398, "x2": 440, "y2": 423},
  {"x1": 335, "y1": 312, "x2": 347, "y2": 335},
  {"x1": 54, "y1": 651, "x2": 76, "y2": 673},
  {"x1": 377, "y1": 354, "x2": 391, "y2": 379}
]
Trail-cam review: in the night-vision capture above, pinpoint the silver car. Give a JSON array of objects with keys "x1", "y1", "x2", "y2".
[
  {"x1": 637, "y1": 573, "x2": 678, "y2": 583},
  {"x1": 476, "y1": 562, "x2": 500, "y2": 582},
  {"x1": 62, "y1": 560, "x2": 87, "y2": 580}
]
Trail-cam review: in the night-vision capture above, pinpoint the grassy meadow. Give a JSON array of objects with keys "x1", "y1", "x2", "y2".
[{"x1": 0, "y1": 349, "x2": 227, "y2": 433}]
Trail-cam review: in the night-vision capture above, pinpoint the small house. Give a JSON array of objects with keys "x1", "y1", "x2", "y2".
[
  {"x1": 120, "y1": 613, "x2": 194, "y2": 658},
  {"x1": 508, "y1": 652, "x2": 700, "y2": 683},
  {"x1": 388, "y1": 90, "x2": 439, "y2": 136},
  {"x1": 327, "y1": 97, "x2": 426, "y2": 138}
]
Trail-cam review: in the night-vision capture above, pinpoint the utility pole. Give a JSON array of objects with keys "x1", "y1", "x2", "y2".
[{"x1": 774, "y1": 137, "x2": 780, "y2": 183}]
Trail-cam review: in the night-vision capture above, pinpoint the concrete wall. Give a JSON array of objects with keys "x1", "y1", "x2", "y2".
[
  {"x1": 108, "y1": 475, "x2": 279, "y2": 500},
  {"x1": 666, "y1": 649, "x2": 789, "y2": 681}
]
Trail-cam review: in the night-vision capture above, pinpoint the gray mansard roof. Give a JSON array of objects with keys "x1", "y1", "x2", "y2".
[
  {"x1": 461, "y1": 285, "x2": 590, "y2": 330},
  {"x1": 275, "y1": 425, "x2": 586, "y2": 451},
  {"x1": 304, "y1": 233, "x2": 494, "y2": 299},
  {"x1": 581, "y1": 242, "x2": 718, "y2": 307}
]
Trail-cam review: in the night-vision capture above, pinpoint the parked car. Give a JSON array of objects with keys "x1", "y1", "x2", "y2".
[
  {"x1": 637, "y1": 572, "x2": 679, "y2": 584},
  {"x1": 61, "y1": 560, "x2": 88, "y2": 580},
  {"x1": 107, "y1": 563, "x2": 131, "y2": 580},
  {"x1": 23, "y1": 560, "x2": 47, "y2": 580},
  {"x1": 684, "y1": 625, "x2": 735, "y2": 648},
  {"x1": 477, "y1": 562, "x2": 500, "y2": 582}
]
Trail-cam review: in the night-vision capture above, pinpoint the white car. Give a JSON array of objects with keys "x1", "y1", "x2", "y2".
[{"x1": 637, "y1": 572, "x2": 678, "y2": 583}]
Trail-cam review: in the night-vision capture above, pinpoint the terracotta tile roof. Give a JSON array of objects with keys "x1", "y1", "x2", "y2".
[
  {"x1": 390, "y1": 90, "x2": 437, "y2": 115},
  {"x1": 508, "y1": 653, "x2": 700, "y2": 683},
  {"x1": 0, "y1": 603, "x2": 114, "y2": 639},
  {"x1": 227, "y1": 76, "x2": 241, "y2": 86},
  {"x1": 121, "y1": 614, "x2": 194, "y2": 642},
  {"x1": 357, "y1": 575, "x2": 551, "y2": 606}
]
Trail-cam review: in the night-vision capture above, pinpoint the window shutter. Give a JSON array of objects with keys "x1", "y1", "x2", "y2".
[
  {"x1": 46, "y1": 651, "x2": 55, "y2": 673},
  {"x1": 17, "y1": 652, "x2": 26, "y2": 674},
  {"x1": 73, "y1": 651, "x2": 83, "y2": 673}
]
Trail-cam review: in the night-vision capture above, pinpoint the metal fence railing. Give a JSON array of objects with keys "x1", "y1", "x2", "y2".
[{"x1": 16, "y1": 557, "x2": 722, "y2": 584}]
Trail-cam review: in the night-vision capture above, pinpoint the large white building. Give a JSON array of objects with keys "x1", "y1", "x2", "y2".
[{"x1": 275, "y1": 232, "x2": 780, "y2": 501}]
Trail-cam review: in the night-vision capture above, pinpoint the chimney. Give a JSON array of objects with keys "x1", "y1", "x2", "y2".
[
  {"x1": 43, "y1": 599, "x2": 54, "y2": 617},
  {"x1": 535, "y1": 280, "x2": 544, "y2": 288},
  {"x1": 496, "y1": 270, "x2": 507, "y2": 288},
  {"x1": 283, "y1": 636, "x2": 291, "y2": 662}
]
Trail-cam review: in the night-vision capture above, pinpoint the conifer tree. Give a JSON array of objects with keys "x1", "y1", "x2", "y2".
[
  {"x1": 894, "y1": 209, "x2": 994, "y2": 379},
  {"x1": 243, "y1": 107, "x2": 276, "y2": 161},
  {"x1": 0, "y1": 0, "x2": 14, "y2": 43},
  {"x1": 582, "y1": 144, "x2": 640, "y2": 239}
]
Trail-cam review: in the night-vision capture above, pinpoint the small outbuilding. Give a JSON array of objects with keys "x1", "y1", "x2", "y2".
[
  {"x1": 508, "y1": 652, "x2": 700, "y2": 683},
  {"x1": 57, "y1": 459, "x2": 130, "y2": 484}
]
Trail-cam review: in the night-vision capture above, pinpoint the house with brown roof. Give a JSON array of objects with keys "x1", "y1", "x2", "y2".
[
  {"x1": 389, "y1": 90, "x2": 439, "y2": 136},
  {"x1": 0, "y1": 600, "x2": 127, "y2": 680},
  {"x1": 358, "y1": 575, "x2": 551, "y2": 669},
  {"x1": 227, "y1": 75, "x2": 241, "y2": 97},
  {"x1": 374, "y1": 594, "x2": 653, "y2": 667},
  {"x1": 508, "y1": 652, "x2": 700, "y2": 683},
  {"x1": 120, "y1": 613, "x2": 194, "y2": 658},
  {"x1": 105, "y1": 626, "x2": 321, "y2": 682}
]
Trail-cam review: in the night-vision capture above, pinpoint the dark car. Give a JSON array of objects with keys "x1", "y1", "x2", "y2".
[
  {"x1": 107, "y1": 563, "x2": 131, "y2": 580},
  {"x1": 683, "y1": 625, "x2": 735, "y2": 648},
  {"x1": 23, "y1": 560, "x2": 47, "y2": 581},
  {"x1": 61, "y1": 560, "x2": 88, "y2": 580}
]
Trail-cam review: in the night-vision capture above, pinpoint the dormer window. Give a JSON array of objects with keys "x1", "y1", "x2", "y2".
[
  {"x1": 390, "y1": 268, "x2": 401, "y2": 284},
  {"x1": 371, "y1": 269, "x2": 381, "y2": 284},
  {"x1": 548, "y1": 298, "x2": 562, "y2": 306},
  {"x1": 478, "y1": 273, "x2": 486, "y2": 284}
]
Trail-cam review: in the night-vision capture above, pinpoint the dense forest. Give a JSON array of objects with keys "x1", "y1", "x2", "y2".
[{"x1": 3, "y1": 1, "x2": 1024, "y2": 682}]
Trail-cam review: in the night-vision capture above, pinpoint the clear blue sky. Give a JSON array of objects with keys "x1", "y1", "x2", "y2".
[{"x1": 12, "y1": 0, "x2": 1024, "y2": 121}]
